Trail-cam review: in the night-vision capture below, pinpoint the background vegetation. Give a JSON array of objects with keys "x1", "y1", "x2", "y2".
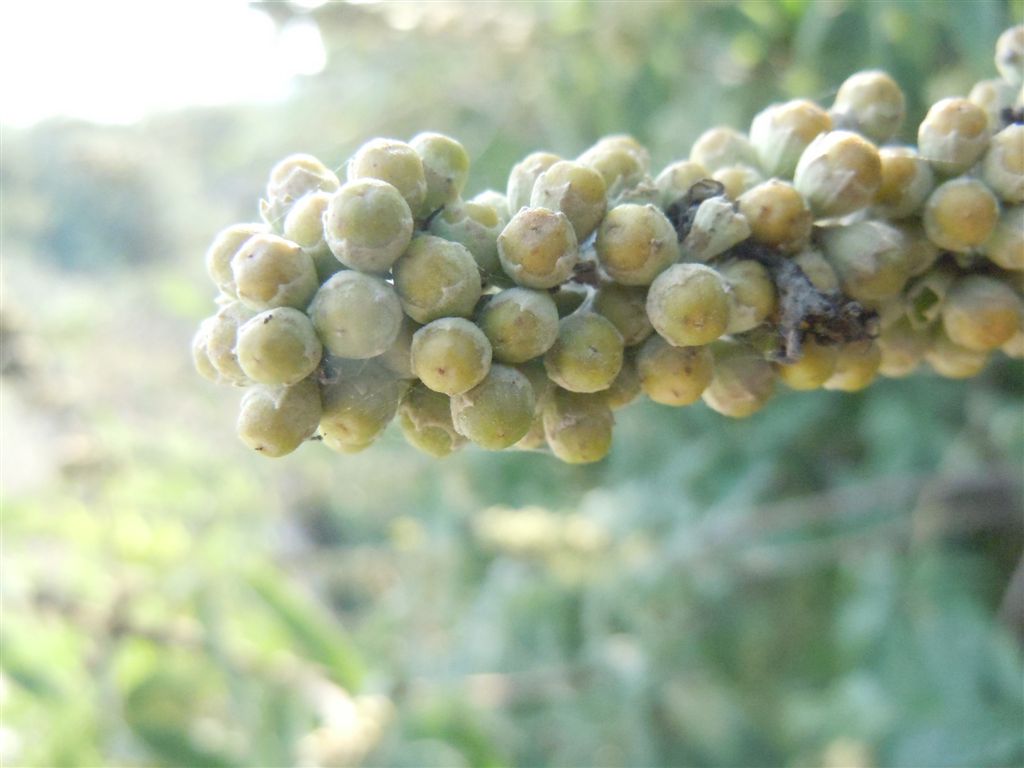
[{"x1": 2, "y1": 1, "x2": 1023, "y2": 766}]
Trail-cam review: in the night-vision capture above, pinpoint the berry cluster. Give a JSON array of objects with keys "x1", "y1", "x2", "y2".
[{"x1": 194, "y1": 26, "x2": 1024, "y2": 464}]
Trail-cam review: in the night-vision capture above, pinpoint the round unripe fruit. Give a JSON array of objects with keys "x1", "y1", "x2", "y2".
[
  {"x1": 347, "y1": 138, "x2": 427, "y2": 216},
  {"x1": 450, "y1": 365, "x2": 536, "y2": 450},
  {"x1": 472, "y1": 189, "x2": 511, "y2": 225},
  {"x1": 737, "y1": 179, "x2": 812, "y2": 252},
  {"x1": 986, "y1": 205, "x2": 1024, "y2": 270},
  {"x1": 681, "y1": 196, "x2": 752, "y2": 262},
  {"x1": 393, "y1": 235, "x2": 482, "y2": 323},
  {"x1": 592, "y1": 284, "x2": 654, "y2": 347},
  {"x1": 655, "y1": 160, "x2": 710, "y2": 207},
  {"x1": 262, "y1": 154, "x2": 339, "y2": 230},
  {"x1": 831, "y1": 70, "x2": 906, "y2": 144},
  {"x1": 605, "y1": 357, "x2": 642, "y2": 410},
  {"x1": 877, "y1": 317, "x2": 929, "y2": 378},
  {"x1": 319, "y1": 361, "x2": 401, "y2": 453},
  {"x1": 647, "y1": 263, "x2": 730, "y2": 347},
  {"x1": 542, "y1": 389, "x2": 614, "y2": 464},
  {"x1": 891, "y1": 220, "x2": 940, "y2": 278},
  {"x1": 981, "y1": 125, "x2": 1024, "y2": 204},
  {"x1": 917, "y1": 98, "x2": 989, "y2": 177},
  {"x1": 718, "y1": 259, "x2": 777, "y2": 334},
  {"x1": 596, "y1": 203, "x2": 679, "y2": 285},
  {"x1": 282, "y1": 191, "x2": 343, "y2": 283},
  {"x1": 410, "y1": 132, "x2": 470, "y2": 212},
  {"x1": 203, "y1": 301, "x2": 255, "y2": 386},
  {"x1": 323, "y1": 179, "x2": 414, "y2": 273},
  {"x1": 497, "y1": 207, "x2": 579, "y2": 289},
  {"x1": 712, "y1": 164, "x2": 764, "y2": 200},
  {"x1": 236, "y1": 307, "x2": 322, "y2": 386},
  {"x1": 192, "y1": 320, "x2": 222, "y2": 384},
  {"x1": 530, "y1": 160, "x2": 608, "y2": 241},
  {"x1": 237, "y1": 379, "x2": 321, "y2": 457},
  {"x1": 578, "y1": 134, "x2": 650, "y2": 191},
  {"x1": 398, "y1": 387, "x2": 464, "y2": 458},
  {"x1": 410, "y1": 318, "x2": 492, "y2": 395},
  {"x1": 702, "y1": 341, "x2": 775, "y2": 418},
  {"x1": 376, "y1": 316, "x2": 419, "y2": 379},
  {"x1": 544, "y1": 313, "x2": 625, "y2": 393},
  {"x1": 873, "y1": 147, "x2": 936, "y2": 219},
  {"x1": 941, "y1": 275, "x2": 1021, "y2": 352},
  {"x1": 925, "y1": 330, "x2": 990, "y2": 379},
  {"x1": 794, "y1": 130, "x2": 881, "y2": 218},
  {"x1": 507, "y1": 151, "x2": 561, "y2": 215},
  {"x1": 749, "y1": 99, "x2": 832, "y2": 179},
  {"x1": 995, "y1": 24, "x2": 1024, "y2": 86},
  {"x1": 968, "y1": 78, "x2": 1020, "y2": 131},
  {"x1": 206, "y1": 223, "x2": 266, "y2": 297},
  {"x1": 231, "y1": 234, "x2": 318, "y2": 312},
  {"x1": 776, "y1": 339, "x2": 839, "y2": 390},
  {"x1": 824, "y1": 340, "x2": 881, "y2": 392},
  {"x1": 922, "y1": 178, "x2": 1000, "y2": 253},
  {"x1": 792, "y1": 248, "x2": 840, "y2": 293},
  {"x1": 820, "y1": 221, "x2": 910, "y2": 304},
  {"x1": 477, "y1": 287, "x2": 559, "y2": 363},
  {"x1": 512, "y1": 360, "x2": 555, "y2": 451},
  {"x1": 690, "y1": 126, "x2": 759, "y2": 172},
  {"x1": 428, "y1": 199, "x2": 504, "y2": 280},
  {"x1": 636, "y1": 335, "x2": 713, "y2": 406},
  {"x1": 308, "y1": 271, "x2": 403, "y2": 359}
]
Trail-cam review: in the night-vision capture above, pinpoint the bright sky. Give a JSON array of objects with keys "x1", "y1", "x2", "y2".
[{"x1": 0, "y1": 0, "x2": 328, "y2": 127}]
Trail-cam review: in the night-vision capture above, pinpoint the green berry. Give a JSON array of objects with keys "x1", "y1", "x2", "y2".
[
  {"x1": 923, "y1": 178, "x2": 1000, "y2": 253},
  {"x1": 749, "y1": 99, "x2": 832, "y2": 179},
  {"x1": 324, "y1": 178, "x2": 414, "y2": 273},
  {"x1": 941, "y1": 274, "x2": 1021, "y2": 352},
  {"x1": 655, "y1": 159, "x2": 710, "y2": 208},
  {"x1": 794, "y1": 130, "x2": 881, "y2": 218},
  {"x1": 282, "y1": 191, "x2": 344, "y2": 283},
  {"x1": 376, "y1": 315, "x2": 420, "y2": 379},
  {"x1": 236, "y1": 307, "x2": 323, "y2": 386},
  {"x1": 968, "y1": 78, "x2": 1019, "y2": 131},
  {"x1": 512, "y1": 360, "x2": 555, "y2": 451},
  {"x1": 237, "y1": 379, "x2": 321, "y2": 457},
  {"x1": 605, "y1": 355, "x2": 642, "y2": 410},
  {"x1": 981, "y1": 124, "x2": 1024, "y2": 204},
  {"x1": 792, "y1": 248, "x2": 840, "y2": 293},
  {"x1": 736, "y1": 179, "x2": 812, "y2": 252},
  {"x1": 647, "y1": 263, "x2": 730, "y2": 347},
  {"x1": 986, "y1": 205, "x2": 1024, "y2": 271},
  {"x1": 595, "y1": 203, "x2": 679, "y2": 285},
  {"x1": 398, "y1": 386, "x2": 465, "y2": 457},
  {"x1": 497, "y1": 207, "x2": 579, "y2": 289},
  {"x1": 450, "y1": 364, "x2": 536, "y2": 449},
  {"x1": 712, "y1": 164, "x2": 765, "y2": 200},
  {"x1": 592, "y1": 284, "x2": 654, "y2": 347},
  {"x1": 204, "y1": 301, "x2": 256, "y2": 386},
  {"x1": 823, "y1": 340, "x2": 881, "y2": 392},
  {"x1": 831, "y1": 70, "x2": 905, "y2": 144},
  {"x1": 577, "y1": 134, "x2": 651, "y2": 192},
  {"x1": 925, "y1": 329, "x2": 990, "y2": 379},
  {"x1": 873, "y1": 147, "x2": 936, "y2": 220},
  {"x1": 877, "y1": 317, "x2": 929, "y2": 378},
  {"x1": 347, "y1": 138, "x2": 427, "y2": 216},
  {"x1": 718, "y1": 259, "x2": 776, "y2": 334},
  {"x1": 995, "y1": 24, "x2": 1024, "y2": 86},
  {"x1": 530, "y1": 160, "x2": 608, "y2": 241},
  {"x1": 543, "y1": 312, "x2": 625, "y2": 393},
  {"x1": 231, "y1": 233, "x2": 319, "y2": 312},
  {"x1": 477, "y1": 287, "x2": 559, "y2": 363},
  {"x1": 393, "y1": 234, "x2": 482, "y2": 323},
  {"x1": 319, "y1": 360, "x2": 401, "y2": 453},
  {"x1": 542, "y1": 389, "x2": 614, "y2": 464},
  {"x1": 820, "y1": 221, "x2": 910, "y2": 304},
  {"x1": 410, "y1": 131, "x2": 471, "y2": 212},
  {"x1": 206, "y1": 223, "x2": 266, "y2": 297},
  {"x1": 917, "y1": 98, "x2": 989, "y2": 177},
  {"x1": 428, "y1": 199, "x2": 505, "y2": 281},
  {"x1": 507, "y1": 151, "x2": 561, "y2": 215},
  {"x1": 636, "y1": 334, "x2": 713, "y2": 406},
  {"x1": 701, "y1": 341, "x2": 775, "y2": 418},
  {"x1": 308, "y1": 271, "x2": 403, "y2": 358},
  {"x1": 192, "y1": 319, "x2": 223, "y2": 384},
  {"x1": 681, "y1": 196, "x2": 752, "y2": 262},
  {"x1": 690, "y1": 126, "x2": 759, "y2": 172},
  {"x1": 261, "y1": 154, "x2": 340, "y2": 230},
  {"x1": 411, "y1": 317, "x2": 492, "y2": 395},
  {"x1": 471, "y1": 189, "x2": 511, "y2": 225},
  {"x1": 776, "y1": 339, "x2": 839, "y2": 390}
]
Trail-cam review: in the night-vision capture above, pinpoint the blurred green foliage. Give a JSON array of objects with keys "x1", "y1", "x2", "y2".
[{"x1": 2, "y1": 2, "x2": 1023, "y2": 766}]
